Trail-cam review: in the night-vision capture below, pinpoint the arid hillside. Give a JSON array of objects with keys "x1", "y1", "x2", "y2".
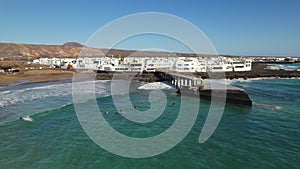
[
  {"x1": 0, "y1": 42, "x2": 179, "y2": 58},
  {"x1": 0, "y1": 42, "x2": 107, "y2": 58}
]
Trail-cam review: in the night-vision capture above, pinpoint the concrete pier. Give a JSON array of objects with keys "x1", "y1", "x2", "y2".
[
  {"x1": 155, "y1": 70, "x2": 252, "y2": 106},
  {"x1": 155, "y1": 70, "x2": 203, "y2": 89}
]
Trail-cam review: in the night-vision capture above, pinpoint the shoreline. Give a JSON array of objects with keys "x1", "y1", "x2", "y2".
[
  {"x1": 1, "y1": 63, "x2": 299, "y2": 87},
  {"x1": 0, "y1": 69, "x2": 74, "y2": 87},
  {"x1": 195, "y1": 63, "x2": 300, "y2": 79}
]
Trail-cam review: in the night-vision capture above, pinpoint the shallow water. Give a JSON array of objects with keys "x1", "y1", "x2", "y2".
[{"x1": 0, "y1": 79, "x2": 299, "y2": 168}]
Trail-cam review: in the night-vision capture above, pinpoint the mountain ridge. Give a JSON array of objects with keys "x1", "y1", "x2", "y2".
[{"x1": 0, "y1": 42, "x2": 182, "y2": 58}]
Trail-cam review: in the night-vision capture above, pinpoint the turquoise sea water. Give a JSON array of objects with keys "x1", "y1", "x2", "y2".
[{"x1": 0, "y1": 79, "x2": 299, "y2": 168}]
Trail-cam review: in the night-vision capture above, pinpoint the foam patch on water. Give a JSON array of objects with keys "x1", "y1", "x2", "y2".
[
  {"x1": 254, "y1": 102, "x2": 283, "y2": 111},
  {"x1": 138, "y1": 82, "x2": 174, "y2": 90},
  {"x1": 228, "y1": 77, "x2": 300, "y2": 86},
  {"x1": 0, "y1": 81, "x2": 112, "y2": 125},
  {"x1": 266, "y1": 63, "x2": 300, "y2": 71},
  {"x1": 0, "y1": 81, "x2": 108, "y2": 108}
]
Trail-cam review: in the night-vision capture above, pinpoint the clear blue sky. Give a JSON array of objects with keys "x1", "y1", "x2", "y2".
[{"x1": 0, "y1": 0, "x2": 299, "y2": 56}]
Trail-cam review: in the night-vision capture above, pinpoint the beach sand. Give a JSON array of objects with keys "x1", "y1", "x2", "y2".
[{"x1": 0, "y1": 69, "x2": 74, "y2": 86}]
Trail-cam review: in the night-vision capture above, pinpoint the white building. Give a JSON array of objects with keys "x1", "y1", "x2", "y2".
[
  {"x1": 175, "y1": 57, "x2": 251, "y2": 72},
  {"x1": 175, "y1": 57, "x2": 196, "y2": 72},
  {"x1": 32, "y1": 58, "x2": 76, "y2": 68},
  {"x1": 144, "y1": 57, "x2": 176, "y2": 72},
  {"x1": 32, "y1": 56, "x2": 252, "y2": 72}
]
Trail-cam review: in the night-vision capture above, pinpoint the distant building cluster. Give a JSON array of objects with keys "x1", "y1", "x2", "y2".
[
  {"x1": 32, "y1": 58, "x2": 76, "y2": 69},
  {"x1": 32, "y1": 56, "x2": 252, "y2": 72},
  {"x1": 252, "y1": 56, "x2": 299, "y2": 63}
]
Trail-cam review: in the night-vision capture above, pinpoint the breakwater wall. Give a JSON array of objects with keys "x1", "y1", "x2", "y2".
[
  {"x1": 155, "y1": 70, "x2": 252, "y2": 106},
  {"x1": 94, "y1": 71, "x2": 160, "y2": 82}
]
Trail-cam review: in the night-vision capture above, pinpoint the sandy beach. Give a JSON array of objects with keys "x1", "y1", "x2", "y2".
[{"x1": 0, "y1": 69, "x2": 74, "y2": 86}]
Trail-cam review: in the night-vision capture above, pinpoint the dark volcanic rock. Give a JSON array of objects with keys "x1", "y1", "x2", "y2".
[
  {"x1": 194, "y1": 63, "x2": 300, "y2": 79},
  {"x1": 94, "y1": 72, "x2": 161, "y2": 82}
]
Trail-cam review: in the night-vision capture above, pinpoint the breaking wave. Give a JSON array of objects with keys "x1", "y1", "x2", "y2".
[
  {"x1": 0, "y1": 81, "x2": 110, "y2": 124},
  {"x1": 266, "y1": 63, "x2": 300, "y2": 71}
]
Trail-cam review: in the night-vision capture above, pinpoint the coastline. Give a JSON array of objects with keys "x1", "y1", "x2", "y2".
[
  {"x1": 0, "y1": 69, "x2": 74, "y2": 87},
  {"x1": 1, "y1": 63, "x2": 299, "y2": 87},
  {"x1": 196, "y1": 63, "x2": 300, "y2": 79}
]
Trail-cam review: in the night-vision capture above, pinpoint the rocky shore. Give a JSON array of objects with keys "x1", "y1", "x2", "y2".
[
  {"x1": 195, "y1": 63, "x2": 300, "y2": 79},
  {"x1": 94, "y1": 63, "x2": 300, "y2": 82},
  {"x1": 95, "y1": 71, "x2": 161, "y2": 82}
]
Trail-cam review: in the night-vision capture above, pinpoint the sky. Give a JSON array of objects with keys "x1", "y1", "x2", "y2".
[{"x1": 0, "y1": 0, "x2": 300, "y2": 56}]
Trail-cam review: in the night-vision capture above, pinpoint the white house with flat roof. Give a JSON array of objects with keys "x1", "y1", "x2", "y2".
[{"x1": 32, "y1": 56, "x2": 252, "y2": 72}]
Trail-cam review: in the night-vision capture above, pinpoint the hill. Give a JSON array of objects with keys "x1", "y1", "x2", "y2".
[
  {"x1": 0, "y1": 42, "x2": 106, "y2": 58},
  {"x1": 62, "y1": 42, "x2": 85, "y2": 47},
  {"x1": 0, "y1": 42, "x2": 180, "y2": 58}
]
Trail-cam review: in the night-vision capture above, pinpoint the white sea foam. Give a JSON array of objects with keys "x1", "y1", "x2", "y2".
[
  {"x1": 0, "y1": 81, "x2": 111, "y2": 125},
  {"x1": 138, "y1": 82, "x2": 174, "y2": 90},
  {"x1": 254, "y1": 102, "x2": 283, "y2": 111},
  {"x1": 266, "y1": 64, "x2": 300, "y2": 71},
  {"x1": 0, "y1": 81, "x2": 108, "y2": 108},
  {"x1": 21, "y1": 116, "x2": 33, "y2": 122},
  {"x1": 227, "y1": 77, "x2": 300, "y2": 85}
]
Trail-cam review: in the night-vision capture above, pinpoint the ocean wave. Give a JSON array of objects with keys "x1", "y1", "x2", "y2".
[
  {"x1": 1, "y1": 92, "x2": 116, "y2": 125},
  {"x1": 0, "y1": 81, "x2": 109, "y2": 108},
  {"x1": 229, "y1": 77, "x2": 300, "y2": 85},
  {"x1": 266, "y1": 63, "x2": 300, "y2": 71},
  {"x1": 0, "y1": 81, "x2": 111, "y2": 125}
]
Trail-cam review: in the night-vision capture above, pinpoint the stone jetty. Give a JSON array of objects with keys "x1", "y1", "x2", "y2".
[{"x1": 155, "y1": 70, "x2": 253, "y2": 106}]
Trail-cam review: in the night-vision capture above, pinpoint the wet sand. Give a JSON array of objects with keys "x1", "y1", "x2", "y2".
[{"x1": 0, "y1": 69, "x2": 74, "y2": 86}]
